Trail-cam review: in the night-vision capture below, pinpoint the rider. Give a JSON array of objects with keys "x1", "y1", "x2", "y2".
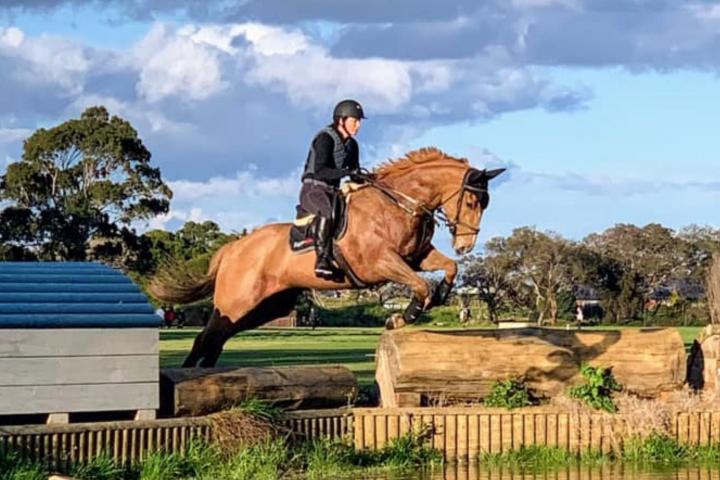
[{"x1": 299, "y1": 99, "x2": 366, "y2": 279}]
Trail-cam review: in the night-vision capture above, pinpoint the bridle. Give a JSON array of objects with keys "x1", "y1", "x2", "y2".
[
  {"x1": 435, "y1": 169, "x2": 490, "y2": 237},
  {"x1": 359, "y1": 168, "x2": 489, "y2": 236}
]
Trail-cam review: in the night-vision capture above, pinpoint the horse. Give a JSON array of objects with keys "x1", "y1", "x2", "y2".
[{"x1": 148, "y1": 147, "x2": 505, "y2": 367}]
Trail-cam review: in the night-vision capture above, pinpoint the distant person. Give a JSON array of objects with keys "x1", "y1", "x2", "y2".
[
  {"x1": 163, "y1": 305, "x2": 176, "y2": 328},
  {"x1": 308, "y1": 306, "x2": 318, "y2": 330},
  {"x1": 459, "y1": 306, "x2": 471, "y2": 324}
]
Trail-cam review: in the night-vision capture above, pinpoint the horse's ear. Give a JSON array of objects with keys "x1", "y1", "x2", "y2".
[
  {"x1": 484, "y1": 168, "x2": 506, "y2": 181},
  {"x1": 466, "y1": 169, "x2": 485, "y2": 185}
]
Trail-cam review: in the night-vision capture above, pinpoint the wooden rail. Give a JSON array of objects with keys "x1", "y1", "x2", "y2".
[{"x1": 2, "y1": 408, "x2": 720, "y2": 466}]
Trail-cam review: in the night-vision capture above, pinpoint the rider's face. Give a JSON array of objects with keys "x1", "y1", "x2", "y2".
[{"x1": 341, "y1": 117, "x2": 362, "y2": 137}]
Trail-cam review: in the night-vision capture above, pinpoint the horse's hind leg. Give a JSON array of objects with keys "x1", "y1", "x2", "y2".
[
  {"x1": 182, "y1": 329, "x2": 207, "y2": 367},
  {"x1": 198, "y1": 311, "x2": 240, "y2": 367},
  {"x1": 197, "y1": 289, "x2": 304, "y2": 367}
]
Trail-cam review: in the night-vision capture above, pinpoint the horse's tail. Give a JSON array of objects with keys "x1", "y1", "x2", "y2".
[{"x1": 147, "y1": 242, "x2": 231, "y2": 305}]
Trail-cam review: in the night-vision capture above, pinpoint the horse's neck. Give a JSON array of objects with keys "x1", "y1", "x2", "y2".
[{"x1": 382, "y1": 167, "x2": 460, "y2": 210}]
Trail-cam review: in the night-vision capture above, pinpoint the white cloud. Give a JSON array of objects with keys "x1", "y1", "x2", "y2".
[
  {"x1": 144, "y1": 207, "x2": 206, "y2": 231},
  {"x1": 0, "y1": 128, "x2": 30, "y2": 144},
  {"x1": 133, "y1": 23, "x2": 228, "y2": 102},
  {"x1": 69, "y1": 94, "x2": 193, "y2": 134},
  {"x1": 168, "y1": 169, "x2": 299, "y2": 201},
  {"x1": 234, "y1": 23, "x2": 310, "y2": 56},
  {"x1": 512, "y1": 0, "x2": 579, "y2": 10},
  {"x1": 0, "y1": 27, "x2": 89, "y2": 94},
  {"x1": 0, "y1": 27, "x2": 24, "y2": 47},
  {"x1": 245, "y1": 46, "x2": 414, "y2": 113}
]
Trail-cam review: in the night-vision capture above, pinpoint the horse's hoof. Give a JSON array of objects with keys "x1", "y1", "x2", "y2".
[{"x1": 385, "y1": 314, "x2": 407, "y2": 330}]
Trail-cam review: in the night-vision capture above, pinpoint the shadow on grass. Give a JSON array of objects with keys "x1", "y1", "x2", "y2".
[
  {"x1": 161, "y1": 347, "x2": 374, "y2": 365},
  {"x1": 159, "y1": 328, "x2": 381, "y2": 342},
  {"x1": 160, "y1": 347, "x2": 377, "y2": 385}
]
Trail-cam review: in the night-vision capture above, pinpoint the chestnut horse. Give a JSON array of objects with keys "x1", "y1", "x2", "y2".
[{"x1": 149, "y1": 147, "x2": 505, "y2": 367}]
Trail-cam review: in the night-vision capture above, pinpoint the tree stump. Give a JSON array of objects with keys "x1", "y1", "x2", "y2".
[
  {"x1": 161, "y1": 365, "x2": 357, "y2": 416},
  {"x1": 375, "y1": 327, "x2": 686, "y2": 407}
]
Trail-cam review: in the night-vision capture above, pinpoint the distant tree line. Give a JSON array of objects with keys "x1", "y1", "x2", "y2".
[{"x1": 460, "y1": 225, "x2": 720, "y2": 326}]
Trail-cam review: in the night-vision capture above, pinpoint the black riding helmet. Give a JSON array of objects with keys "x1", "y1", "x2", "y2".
[{"x1": 333, "y1": 99, "x2": 366, "y2": 121}]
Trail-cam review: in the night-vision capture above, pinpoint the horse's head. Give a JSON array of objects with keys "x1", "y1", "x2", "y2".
[
  {"x1": 373, "y1": 147, "x2": 506, "y2": 256},
  {"x1": 442, "y1": 167, "x2": 506, "y2": 255}
]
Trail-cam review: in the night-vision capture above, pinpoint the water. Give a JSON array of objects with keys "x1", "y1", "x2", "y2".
[{"x1": 358, "y1": 464, "x2": 720, "y2": 480}]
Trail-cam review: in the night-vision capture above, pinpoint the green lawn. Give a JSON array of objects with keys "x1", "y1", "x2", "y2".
[
  {"x1": 160, "y1": 325, "x2": 703, "y2": 387},
  {"x1": 160, "y1": 327, "x2": 382, "y2": 386}
]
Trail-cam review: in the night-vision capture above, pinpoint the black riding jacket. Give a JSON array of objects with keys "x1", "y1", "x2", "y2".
[{"x1": 301, "y1": 126, "x2": 359, "y2": 188}]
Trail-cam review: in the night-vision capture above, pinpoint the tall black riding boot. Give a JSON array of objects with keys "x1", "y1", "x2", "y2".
[{"x1": 314, "y1": 216, "x2": 337, "y2": 280}]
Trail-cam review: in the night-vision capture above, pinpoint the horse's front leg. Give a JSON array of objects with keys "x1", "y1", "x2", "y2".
[
  {"x1": 417, "y1": 246, "x2": 458, "y2": 308},
  {"x1": 375, "y1": 251, "x2": 432, "y2": 329}
]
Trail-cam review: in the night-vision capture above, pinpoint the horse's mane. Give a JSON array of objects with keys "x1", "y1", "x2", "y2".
[{"x1": 374, "y1": 147, "x2": 468, "y2": 179}]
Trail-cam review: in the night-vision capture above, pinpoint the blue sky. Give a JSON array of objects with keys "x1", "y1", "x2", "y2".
[{"x1": 0, "y1": 0, "x2": 718, "y2": 254}]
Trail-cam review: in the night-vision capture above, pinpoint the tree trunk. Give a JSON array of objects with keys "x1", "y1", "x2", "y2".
[
  {"x1": 160, "y1": 366, "x2": 357, "y2": 416},
  {"x1": 375, "y1": 327, "x2": 686, "y2": 407},
  {"x1": 548, "y1": 293, "x2": 558, "y2": 325}
]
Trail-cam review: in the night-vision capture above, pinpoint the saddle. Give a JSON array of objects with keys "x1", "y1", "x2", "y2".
[
  {"x1": 289, "y1": 183, "x2": 368, "y2": 286},
  {"x1": 289, "y1": 187, "x2": 352, "y2": 252}
]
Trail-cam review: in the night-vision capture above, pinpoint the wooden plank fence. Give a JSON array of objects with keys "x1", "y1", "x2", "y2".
[
  {"x1": 352, "y1": 408, "x2": 720, "y2": 461},
  {"x1": 2, "y1": 408, "x2": 720, "y2": 466},
  {"x1": 0, "y1": 418, "x2": 211, "y2": 470},
  {"x1": 281, "y1": 408, "x2": 353, "y2": 443}
]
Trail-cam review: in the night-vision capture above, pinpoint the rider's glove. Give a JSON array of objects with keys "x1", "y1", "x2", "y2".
[{"x1": 349, "y1": 169, "x2": 373, "y2": 183}]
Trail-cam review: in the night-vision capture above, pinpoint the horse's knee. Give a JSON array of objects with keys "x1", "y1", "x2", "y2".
[{"x1": 411, "y1": 280, "x2": 431, "y2": 302}]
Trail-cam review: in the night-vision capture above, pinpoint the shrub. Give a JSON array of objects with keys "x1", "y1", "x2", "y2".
[
  {"x1": 484, "y1": 378, "x2": 535, "y2": 409},
  {"x1": 568, "y1": 364, "x2": 622, "y2": 412}
]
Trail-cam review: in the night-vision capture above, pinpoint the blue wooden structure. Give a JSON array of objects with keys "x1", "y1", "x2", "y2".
[{"x1": 0, "y1": 262, "x2": 160, "y2": 422}]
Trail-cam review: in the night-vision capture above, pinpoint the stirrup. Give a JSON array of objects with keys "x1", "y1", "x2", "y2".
[
  {"x1": 314, "y1": 256, "x2": 338, "y2": 279},
  {"x1": 315, "y1": 265, "x2": 336, "y2": 279}
]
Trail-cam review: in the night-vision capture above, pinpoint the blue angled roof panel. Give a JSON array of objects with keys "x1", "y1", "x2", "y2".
[{"x1": 0, "y1": 262, "x2": 161, "y2": 328}]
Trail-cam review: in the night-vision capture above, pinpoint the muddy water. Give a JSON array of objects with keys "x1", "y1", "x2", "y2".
[{"x1": 358, "y1": 464, "x2": 720, "y2": 480}]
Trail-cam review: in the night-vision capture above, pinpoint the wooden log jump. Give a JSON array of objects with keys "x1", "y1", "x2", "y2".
[
  {"x1": 375, "y1": 327, "x2": 686, "y2": 407},
  {"x1": 160, "y1": 365, "x2": 358, "y2": 416}
]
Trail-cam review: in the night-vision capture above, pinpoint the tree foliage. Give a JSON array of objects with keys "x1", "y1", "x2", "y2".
[
  {"x1": 460, "y1": 254, "x2": 515, "y2": 323},
  {"x1": 484, "y1": 227, "x2": 573, "y2": 324},
  {"x1": 461, "y1": 223, "x2": 719, "y2": 325},
  {"x1": 0, "y1": 106, "x2": 171, "y2": 264}
]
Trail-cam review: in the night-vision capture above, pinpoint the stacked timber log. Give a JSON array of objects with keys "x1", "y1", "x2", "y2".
[
  {"x1": 375, "y1": 327, "x2": 686, "y2": 407},
  {"x1": 160, "y1": 365, "x2": 357, "y2": 416}
]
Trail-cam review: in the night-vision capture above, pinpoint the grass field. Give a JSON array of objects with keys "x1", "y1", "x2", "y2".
[{"x1": 160, "y1": 325, "x2": 703, "y2": 387}]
